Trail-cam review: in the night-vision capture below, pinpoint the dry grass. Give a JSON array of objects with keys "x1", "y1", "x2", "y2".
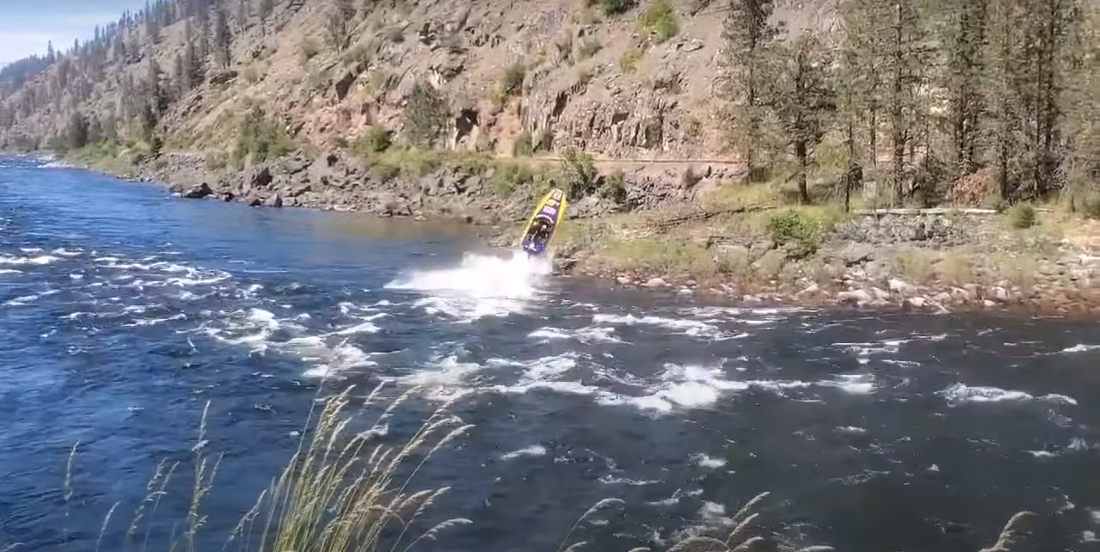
[{"x1": 65, "y1": 385, "x2": 472, "y2": 552}]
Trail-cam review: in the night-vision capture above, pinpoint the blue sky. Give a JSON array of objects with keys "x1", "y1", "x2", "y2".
[{"x1": 0, "y1": 0, "x2": 149, "y2": 66}]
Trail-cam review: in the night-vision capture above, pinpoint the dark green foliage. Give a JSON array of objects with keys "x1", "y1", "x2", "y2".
[
  {"x1": 602, "y1": 169, "x2": 627, "y2": 203},
  {"x1": 325, "y1": 0, "x2": 357, "y2": 52},
  {"x1": 560, "y1": 148, "x2": 599, "y2": 199},
  {"x1": 1007, "y1": 204, "x2": 1036, "y2": 228},
  {"x1": 233, "y1": 106, "x2": 294, "y2": 165},
  {"x1": 499, "y1": 63, "x2": 526, "y2": 99},
  {"x1": 404, "y1": 82, "x2": 449, "y2": 148},
  {"x1": 356, "y1": 127, "x2": 392, "y2": 154},
  {"x1": 772, "y1": 35, "x2": 835, "y2": 204},
  {"x1": 721, "y1": 0, "x2": 782, "y2": 180},
  {"x1": 212, "y1": 7, "x2": 232, "y2": 67},
  {"x1": 491, "y1": 161, "x2": 536, "y2": 194},
  {"x1": 640, "y1": 0, "x2": 679, "y2": 42},
  {"x1": 768, "y1": 210, "x2": 820, "y2": 256},
  {"x1": 66, "y1": 111, "x2": 89, "y2": 151},
  {"x1": 589, "y1": 0, "x2": 635, "y2": 15},
  {"x1": 513, "y1": 131, "x2": 534, "y2": 157}
]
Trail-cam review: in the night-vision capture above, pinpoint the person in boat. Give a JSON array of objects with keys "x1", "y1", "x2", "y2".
[{"x1": 524, "y1": 215, "x2": 555, "y2": 254}]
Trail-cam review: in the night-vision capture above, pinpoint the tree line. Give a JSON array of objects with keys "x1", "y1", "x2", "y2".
[
  {"x1": 723, "y1": 0, "x2": 1099, "y2": 209},
  {"x1": 0, "y1": 0, "x2": 283, "y2": 152}
]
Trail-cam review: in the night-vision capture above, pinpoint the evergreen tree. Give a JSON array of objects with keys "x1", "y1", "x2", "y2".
[
  {"x1": 325, "y1": 0, "x2": 357, "y2": 52},
  {"x1": 144, "y1": 0, "x2": 160, "y2": 43},
  {"x1": 772, "y1": 35, "x2": 836, "y2": 204},
  {"x1": 47, "y1": 41, "x2": 56, "y2": 64},
  {"x1": 66, "y1": 110, "x2": 89, "y2": 150},
  {"x1": 721, "y1": 0, "x2": 783, "y2": 181},
  {"x1": 237, "y1": 0, "x2": 249, "y2": 30},
  {"x1": 259, "y1": 0, "x2": 275, "y2": 23},
  {"x1": 146, "y1": 59, "x2": 168, "y2": 116},
  {"x1": 213, "y1": 7, "x2": 233, "y2": 67},
  {"x1": 938, "y1": 0, "x2": 988, "y2": 175}
]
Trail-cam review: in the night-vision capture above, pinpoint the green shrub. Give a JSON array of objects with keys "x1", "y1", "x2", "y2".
[
  {"x1": 602, "y1": 169, "x2": 627, "y2": 203},
  {"x1": 356, "y1": 126, "x2": 392, "y2": 154},
  {"x1": 590, "y1": 0, "x2": 636, "y2": 15},
  {"x1": 640, "y1": 0, "x2": 679, "y2": 42},
  {"x1": 1007, "y1": 203, "x2": 1036, "y2": 229},
  {"x1": 1079, "y1": 194, "x2": 1100, "y2": 220},
  {"x1": 513, "y1": 130, "x2": 534, "y2": 157},
  {"x1": 578, "y1": 38, "x2": 603, "y2": 60},
  {"x1": 768, "y1": 210, "x2": 821, "y2": 257},
  {"x1": 576, "y1": 64, "x2": 596, "y2": 86},
  {"x1": 498, "y1": 62, "x2": 526, "y2": 99},
  {"x1": 299, "y1": 37, "x2": 321, "y2": 63},
  {"x1": 233, "y1": 106, "x2": 294, "y2": 166},
  {"x1": 560, "y1": 148, "x2": 599, "y2": 198},
  {"x1": 492, "y1": 161, "x2": 535, "y2": 194},
  {"x1": 404, "y1": 81, "x2": 449, "y2": 147},
  {"x1": 620, "y1": 48, "x2": 642, "y2": 73}
]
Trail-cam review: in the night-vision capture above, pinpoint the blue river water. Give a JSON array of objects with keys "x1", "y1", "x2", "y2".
[{"x1": 1, "y1": 155, "x2": 1099, "y2": 552}]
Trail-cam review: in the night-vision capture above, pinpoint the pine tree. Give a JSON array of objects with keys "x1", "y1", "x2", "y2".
[
  {"x1": 772, "y1": 35, "x2": 836, "y2": 204},
  {"x1": 259, "y1": 0, "x2": 275, "y2": 23},
  {"x1": 47, "y1": 41, "x2": 56, "y2": 64},
  {"x1": 213, "y1": 7, "x2": 232, "y2": 67},
  {"x1": 146, "y1": 59, "x2": 168, "y2": 116},
  {"x1": 66, "y1": 110, "x2": 89, "y2": 150},
  {"x1": 721, "y1": 0, "x2": 783, "y2": 181},
  {"x1": 1061, "y1": 2, "x2": 1097, "y2": 204},
  {"x1": 144, "y1": 0, "x2": 160, "y2": 43},
  {"x1": 237, "y1": 0, "x2": 249, "y2": 30},
  {"x1": 325, "y1": 0, "x2": 356, "y2": 52}
]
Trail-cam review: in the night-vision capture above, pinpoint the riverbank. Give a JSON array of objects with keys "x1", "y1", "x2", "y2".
[{"x1": 50, "y1": 149, "x2": 1100, "y2": 318}]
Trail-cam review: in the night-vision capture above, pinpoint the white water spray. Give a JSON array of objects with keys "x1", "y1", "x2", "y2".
[{"x1": 385, "y1": 251, "x2": 553, "y2": 321}]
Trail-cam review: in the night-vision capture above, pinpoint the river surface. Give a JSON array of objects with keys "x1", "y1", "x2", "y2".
[{"x1": 2, "y1": 156, "x2": 1099, "y2": 552}]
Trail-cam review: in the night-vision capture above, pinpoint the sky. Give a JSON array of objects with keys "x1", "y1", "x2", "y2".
[{"x1": 0, "y1": 0, "x2": 149, "y2": 67}]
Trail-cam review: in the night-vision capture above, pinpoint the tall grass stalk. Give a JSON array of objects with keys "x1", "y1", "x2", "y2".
[{"x1": 239, "y1": 385, "x2": 471, "y2": 552}]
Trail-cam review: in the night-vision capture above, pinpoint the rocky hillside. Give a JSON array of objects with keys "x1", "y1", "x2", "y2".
[{"x1": 1, "y1": 0, "x2": 835, "y2": 161}]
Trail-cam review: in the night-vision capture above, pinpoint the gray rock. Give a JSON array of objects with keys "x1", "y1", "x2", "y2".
[
  {"x1": 247, "y1": 165, "x2": 273, "y2": 190},
  {"x1": 616, "y1": 275, "x2": 633, "y2": 285},
  {"x1": 888, "y1": 278, "x2": 915, "y2": 296},
  {"x1": 983, "y1": 299, "x2": 998, "y2": 308},
  {"x1": 742, "y1": 294, "x2": 762, "y2": 304},
  {"x1": 644, "y1": 277, "x2": 668, "y2": 288},
  {"x1": 797, "y1": 282, "x2": 820, "y2": 297},
  {"x1": 838, "y1": 289, "x2": 872, "y2": 305},
  {"x1": 182, "y1": 182, "x2": 213, "y2": 199},
  {"x1": 839, "y1": 243, "x2": 875, "y2": 266},
  {"x1": 905, "y1": 296, "x2": 927, "y2": 309},
  {"x1": 992, "y1": 286, "x2": 1010, "y2": 302},
  {"x1": 264, "y1": 194, "x2": 283, "y2": 208},
  {"x1": 871, "y1": 287, "x2": 890, "y2": 301},
  {"x1": 678, "y1": 287, "x2": 694, "y2": 296}
]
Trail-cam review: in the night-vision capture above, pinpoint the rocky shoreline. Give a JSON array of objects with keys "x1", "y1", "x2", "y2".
[{"x1": 52, "y1": 152, "x2": 1100, "y2": 319}]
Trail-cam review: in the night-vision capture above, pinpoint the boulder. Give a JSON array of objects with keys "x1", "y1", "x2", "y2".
[
  {"x1": 904, "y1": 296, "x2": 927, "y2": 309},
  {"x1": 888, "y1": 278, "x2": 915, "y2": 296},
  {"x1": 264, "y1": 194, "x2": 283, "y2": 208},
  {"x1": 644, "y1": 277, "x2": 669, "y2": 288},
  {"x1": 838, "y1": 243, "x2": 875, "y2": 266},
  {"x1": 182, "y1": 182, "x2": 213, "y2": 199},
  {"x1": 837, "y1": 289, "x2": 872, "y2": 305},
  {"x1": 248, "y1": 166, "x2": 273, "y2": 189}
]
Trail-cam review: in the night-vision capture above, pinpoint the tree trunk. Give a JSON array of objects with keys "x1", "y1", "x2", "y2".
[
  {"x1": 796, "y1": 139, "x2": 809, "y2": 204},
  {"x1": 891, "y1": 2, "x2": 905, "y2": 206}
]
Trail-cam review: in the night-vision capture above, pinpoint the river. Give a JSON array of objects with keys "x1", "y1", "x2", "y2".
[{"x1": 1, "y1": 156, "x2": 1099, "y2": 552}]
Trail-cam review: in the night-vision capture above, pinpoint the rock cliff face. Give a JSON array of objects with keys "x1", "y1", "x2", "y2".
[{"x1": 1, "y1": 0, "x2": 836, "y2": 205}]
